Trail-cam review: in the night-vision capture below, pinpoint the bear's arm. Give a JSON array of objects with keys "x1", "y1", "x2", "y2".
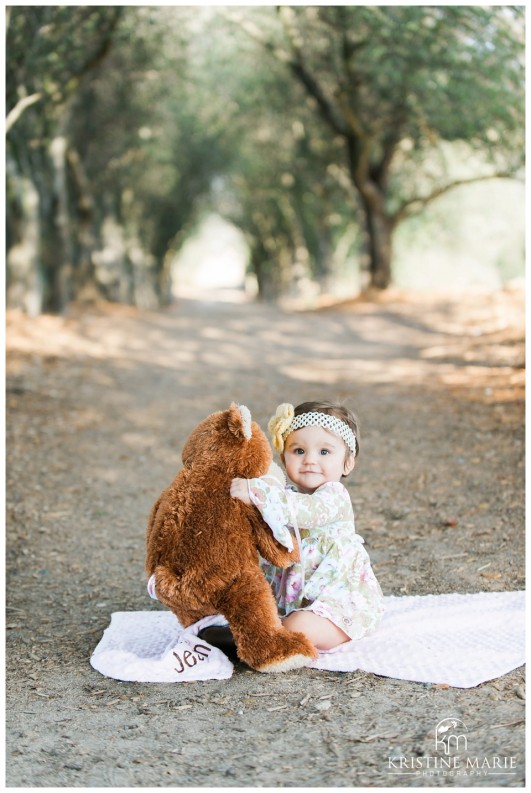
[{"x1": 246, "y1": 506, "x2": 299, "y2": 568}]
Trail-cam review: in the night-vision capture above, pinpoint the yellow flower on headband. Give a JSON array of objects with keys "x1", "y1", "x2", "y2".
[{"x1": 267, "y1": 403, "x2": 294, "y2": 453}]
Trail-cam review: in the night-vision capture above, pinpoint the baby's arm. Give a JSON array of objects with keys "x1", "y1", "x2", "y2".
[
  {"x1": 232, "y1": 476, "x2": 351, "y2": 528},
  {"x1": 230, "y1": 477, "x2": 252, "y2": 505},
  {"x1": 245, "y1": 479, "x2": 351, "y2": 530},
  {"x1": 231, "y1": 475, "x2": 294, "y2": 550}
]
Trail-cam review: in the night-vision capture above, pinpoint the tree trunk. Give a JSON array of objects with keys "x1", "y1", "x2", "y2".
[
  {"x1": 50, "y1": 136, "x2": 74, "y2": 311},
  {"x1": 250, "y1": 237, "x2": 270, "y2": 300},
  {"x1": 29, "y1": 141, "x2": 71, "y2": 313},
  {"x1": 361, "y1": 197, "x2": 393, "y2": 290},
  {"x1": 346, "y1": 135, "x2": 393, "y2": 291},
  {"x1": 6, "y1": 157, "x2": 44, "y2": 316},
  {"x1": 66, "y1": 147, "x2": 103, "y2": 303}
]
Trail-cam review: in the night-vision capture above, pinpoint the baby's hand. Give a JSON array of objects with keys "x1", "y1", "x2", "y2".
[{"x1": 230, "y1": 477, "x2": 251, "y2": 505}]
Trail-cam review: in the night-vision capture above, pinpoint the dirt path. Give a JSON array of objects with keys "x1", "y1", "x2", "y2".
[{"x1": 6, "y1": 288, "x2": 525, "y2": 787}]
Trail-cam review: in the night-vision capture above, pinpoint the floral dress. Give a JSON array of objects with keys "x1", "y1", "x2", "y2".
[{"x1": 247, "y1": 476, "x2": 384, "y2": 640}]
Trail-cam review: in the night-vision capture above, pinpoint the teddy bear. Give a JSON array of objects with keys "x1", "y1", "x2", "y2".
[{"x1": 146, "y1": 403, "x2": 318, "y2": 673}]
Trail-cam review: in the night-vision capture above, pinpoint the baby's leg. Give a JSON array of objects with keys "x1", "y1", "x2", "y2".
[{"x1": 282, "y1": 610, "x2": 350, "y2": 651}]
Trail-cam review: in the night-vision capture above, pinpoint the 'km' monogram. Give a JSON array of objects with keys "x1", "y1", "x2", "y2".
[{"x1": 173, "y1": 642, "x2": 212, "y2": 673}]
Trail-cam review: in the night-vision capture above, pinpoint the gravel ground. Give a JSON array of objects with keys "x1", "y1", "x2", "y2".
[{"x1": 6, "y1": 287, "x2": 525, "y2": 788}]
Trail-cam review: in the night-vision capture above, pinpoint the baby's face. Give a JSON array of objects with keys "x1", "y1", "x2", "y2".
[{"x1": 282, "y1": 425, "x2": 354, "y2": 494}]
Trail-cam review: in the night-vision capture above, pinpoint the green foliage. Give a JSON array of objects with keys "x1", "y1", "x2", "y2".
[
  {"x1": 6, "y1": 7, "x2": 122, "y2": 130},
  {"x1": 5, "y1": 5, "x2": 525, "y2": 312}
]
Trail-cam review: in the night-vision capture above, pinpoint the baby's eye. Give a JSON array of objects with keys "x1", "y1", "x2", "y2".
[
  {"x1": 294, "y1": 448, "x2": 305, "y2": 455},
  {"x1": 320, "y1": 449, "x2": 330, "y2": 455}
]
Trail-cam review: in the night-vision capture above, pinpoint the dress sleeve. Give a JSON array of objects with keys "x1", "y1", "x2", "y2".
[
  {"x1": 247, "y1": 479, "x2": 352, "y2": 544},
  {"x1": 246, "y1": 476, "x2": 295, "y2": 551}
]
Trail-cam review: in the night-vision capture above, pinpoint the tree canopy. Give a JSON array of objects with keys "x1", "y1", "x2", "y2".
[{"x1": 6, "y1": 6, "x2": 525, "y2": 313}]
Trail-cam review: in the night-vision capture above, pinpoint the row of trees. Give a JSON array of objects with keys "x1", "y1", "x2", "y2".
[{"x1": 6, "y1": 6, "x2": 525, "y2": 313}]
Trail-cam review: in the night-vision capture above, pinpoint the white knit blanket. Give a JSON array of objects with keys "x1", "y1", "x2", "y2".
[{"x1": 90, "y1": 591, "x2": 525, "y2": 688}]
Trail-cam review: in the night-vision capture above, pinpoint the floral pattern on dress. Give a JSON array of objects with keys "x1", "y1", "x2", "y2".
[{"x1": 248, "y1": 478, "x2": 384, "y2": 641}]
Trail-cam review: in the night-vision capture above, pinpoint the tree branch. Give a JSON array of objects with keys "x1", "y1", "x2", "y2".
[
  {"x1": 223, "y1": 8, "x2": 350, "y2": 138},
  {"x1": 6, "y1": 92, "x2": 42, "y2": 133},
  {"x1": 74, "y1": 8, "x2": 123, "y2": 80},
  {"x1": 277, "y1": 7, "x2": 350, "y2": 138},
  {"x1": 288, "y1": 61, "x2": 349, "y2": 137},
  {"x1": 391, "y1": 171, "x2": 521, "y2": 227}
]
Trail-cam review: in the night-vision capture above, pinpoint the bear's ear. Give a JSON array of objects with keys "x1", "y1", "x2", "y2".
[{"x1": 227, "y1": 403, "x2": 252, "y2": 441}]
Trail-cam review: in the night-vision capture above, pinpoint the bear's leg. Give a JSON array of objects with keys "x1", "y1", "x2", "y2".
[
  {"x1": 216, "y1": 572, "x2": 318, "y2": 672},
  {"x1": 153, "y1": 565, "x2": 214, "y2": 628}
]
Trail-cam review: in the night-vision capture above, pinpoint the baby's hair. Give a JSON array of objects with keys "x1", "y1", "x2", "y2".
[{"x1": 293, "y1": 400, "x2": 360, "y2": 460}]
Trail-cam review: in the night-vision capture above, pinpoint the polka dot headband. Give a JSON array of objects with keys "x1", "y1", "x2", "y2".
[{"x1": 268, "y1": 403, "x2": 357, "y2": 455}]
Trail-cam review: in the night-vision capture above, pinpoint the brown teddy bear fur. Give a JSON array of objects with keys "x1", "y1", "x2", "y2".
[{"x1": 146, "y1": 403, "x2": 318, "y2": 672}]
